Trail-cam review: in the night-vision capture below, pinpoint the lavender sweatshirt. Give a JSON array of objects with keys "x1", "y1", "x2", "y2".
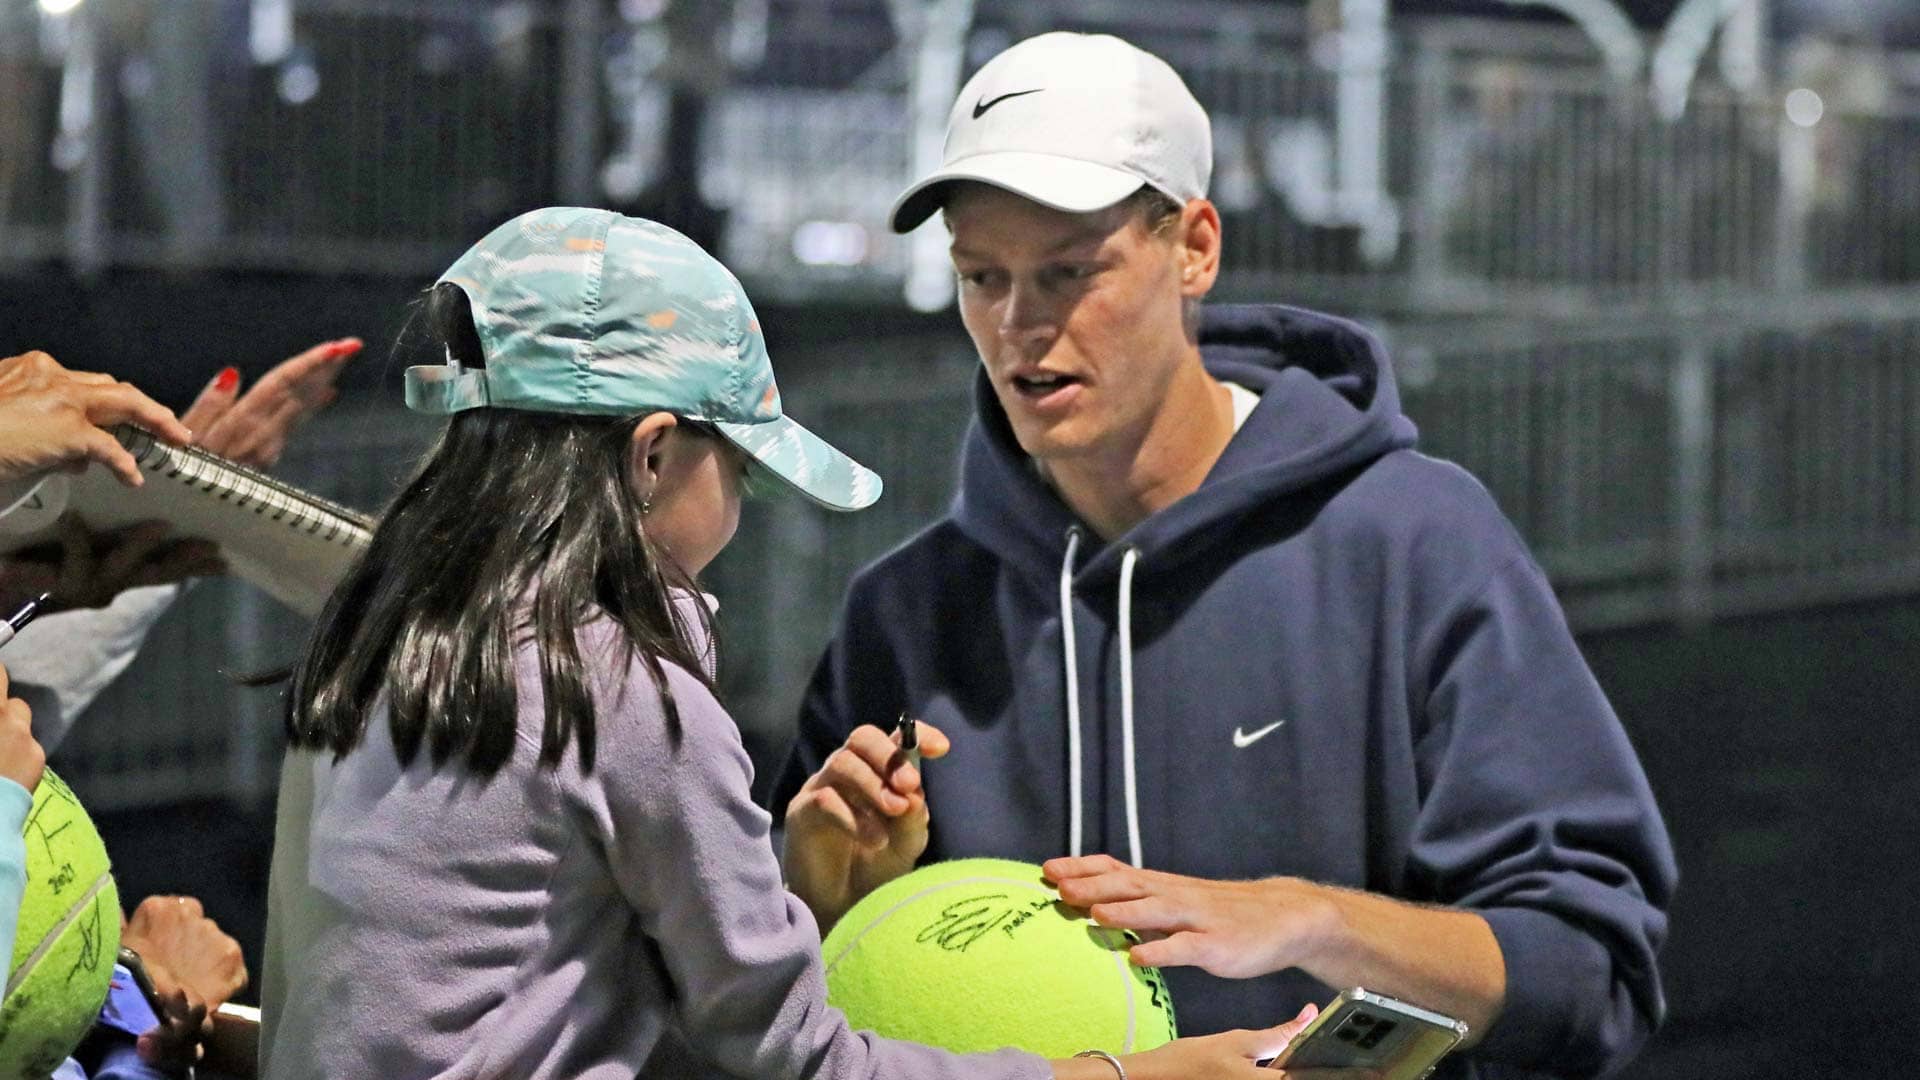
[{"x1": 259, "y1": 613, "x2": 1050, "y2": 1080}]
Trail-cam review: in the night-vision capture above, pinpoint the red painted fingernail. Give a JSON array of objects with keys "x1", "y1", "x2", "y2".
[
  {"x1": 329, "y1": 339, "x2": 363, "y2": 357},
  {"x1": 214, "y1": 367, "x2": 239, "y2": 392}
]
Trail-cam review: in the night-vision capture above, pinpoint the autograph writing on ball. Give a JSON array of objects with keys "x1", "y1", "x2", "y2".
[
  {"x1": 915, "y1": 893, "x2": 1055, "y2": 952},
  {"x1": 911, "y1": 889, "x2": 1177, "y2": 1021}
]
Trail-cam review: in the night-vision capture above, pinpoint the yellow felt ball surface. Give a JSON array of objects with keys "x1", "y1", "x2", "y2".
[
  {"x1": 1, "y1": 769, "x2": 121, "y2": 1079},
  {"x1": 821, "y1": 857, "x2": 1176, "y2": 1058}
]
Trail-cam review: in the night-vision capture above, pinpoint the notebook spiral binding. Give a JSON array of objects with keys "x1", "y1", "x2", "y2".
[{"x1": 115, "y1": 425, "x2": 375, "y2": 549}]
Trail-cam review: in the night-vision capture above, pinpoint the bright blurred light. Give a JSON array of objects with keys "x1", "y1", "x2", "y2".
[
  {"x1": 38, "y1": 0, "x2": 83, "y2": 14},
  {"x1": 599, "y1": 159, "x2": 643, "y2": 202},
  {"x1": 250, "y1": 0, "x2": 295, "y2": 65},
  {"x1": 904, "y1": 269, "x2": 952, "y2": 313},
  {"x1": 50, "y1": 133, "x2": 86, "y2": 173},
  {"x1": 1785, "y1": 88, "x2": 1825, "y2": 128},
  {"x1": 792, "y1": 221, "x2": 869, "y2": 267},
  {"x1": 277, "y1": 59, "x2": 320, "y2": 105}
]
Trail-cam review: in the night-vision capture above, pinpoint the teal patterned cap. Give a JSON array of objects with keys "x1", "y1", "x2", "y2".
[{"x1": 406, "y1": 207, "x2": 881, "y2": 511}]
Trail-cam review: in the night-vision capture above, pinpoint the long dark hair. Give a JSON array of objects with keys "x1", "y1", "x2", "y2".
[{"x1": 286, "y1": 284, "x2": 715, "y2": 778}]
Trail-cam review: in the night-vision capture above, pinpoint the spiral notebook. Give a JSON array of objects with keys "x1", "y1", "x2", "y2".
[{"x1": 0, "y1": 425, "x2": 375, "y2": 617}]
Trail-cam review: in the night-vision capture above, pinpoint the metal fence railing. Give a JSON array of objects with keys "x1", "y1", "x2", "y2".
[
  {"x1": 51, "y1": 298, "x2": 1920, "y2": 809},
  {"x1": 5, "y1": 3, "x2": 1920, "y2": 310},
  {"x1": 0, "y1": 0, "x2": 572, "y2": 275},
  {"x1": 1396, "y1": 297, "x2": 1920, "y2": 628}
]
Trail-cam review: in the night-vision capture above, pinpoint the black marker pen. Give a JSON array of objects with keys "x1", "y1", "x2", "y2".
[
  {"x1": 0, "y1": 592, "x2": 52, "y2": 652},
  {"x1": 896, "y1": 711, "x2": 921, "y2": 771}
]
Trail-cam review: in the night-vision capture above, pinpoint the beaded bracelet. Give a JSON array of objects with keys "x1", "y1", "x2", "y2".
[{"x1": 1073, "y1": 1048, "x2": 1127, "y2": 1080}]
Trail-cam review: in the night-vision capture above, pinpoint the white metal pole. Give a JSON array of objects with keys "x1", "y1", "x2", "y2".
[{"x1": 892, "y1": 0, "x2": 975, "y2": 312}]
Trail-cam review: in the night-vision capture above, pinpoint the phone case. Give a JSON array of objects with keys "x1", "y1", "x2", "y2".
[{"x1": 1271, "y1": 987, "x2": 1469, "y2": 1079}]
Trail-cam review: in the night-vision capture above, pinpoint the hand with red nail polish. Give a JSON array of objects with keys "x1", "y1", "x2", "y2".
[{"x1": 181, "y1": 337, "x2": 363, "y2": 468}]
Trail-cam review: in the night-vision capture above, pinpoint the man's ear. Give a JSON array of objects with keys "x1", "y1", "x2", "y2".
[
  {"x1": 1177, "y1": 198, "x2": 1222, "y2": 298},
  {"x1": 628, "y1": 412, "x2": 678, "y2": 504}
]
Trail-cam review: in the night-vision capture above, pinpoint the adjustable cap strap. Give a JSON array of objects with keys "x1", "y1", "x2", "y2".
[{"x1": 404, "y1": 364, "x2": 492, "y2": 414}]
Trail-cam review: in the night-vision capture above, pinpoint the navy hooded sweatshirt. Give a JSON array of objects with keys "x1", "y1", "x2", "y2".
[{"x1": 775, "y1": 304, "x2": 1677, "y2": 1080}]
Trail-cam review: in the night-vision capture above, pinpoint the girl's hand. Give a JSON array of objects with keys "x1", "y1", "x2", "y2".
[
  {"x1": 1055, "y1": 1003, "x2": 1376, "y2": 1079},
  {"x1": 781, "y1": 720, "x2": 949, "y2": 930}
]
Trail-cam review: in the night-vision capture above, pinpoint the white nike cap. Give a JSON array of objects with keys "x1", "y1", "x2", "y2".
[{"x1": 888, "y1": 31, "x2": 1213, "y2": 233}]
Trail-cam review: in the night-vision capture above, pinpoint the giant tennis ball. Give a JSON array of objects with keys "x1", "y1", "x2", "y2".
[
  {"x1": 1, "y1": 769, "x2": 121, "y2": 1079},
  {"x1": 821, "y1": 857, "x2": 1176, "y2": 1057}
]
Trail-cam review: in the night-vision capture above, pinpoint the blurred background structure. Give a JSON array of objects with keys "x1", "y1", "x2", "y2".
[{"x1": 1, "y1": 0, "x2": 1916, "y2": 1075}]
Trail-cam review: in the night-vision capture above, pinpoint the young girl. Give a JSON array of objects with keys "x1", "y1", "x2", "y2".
[{"x1": 258, "y1": 208, "x2": 1308, "y2": 1080}]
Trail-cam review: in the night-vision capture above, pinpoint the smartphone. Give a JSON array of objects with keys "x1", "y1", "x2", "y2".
[
  {"x1": 1268, "y1": 988, "x2": 1468, "y2": 1079},
  {"x1": 117, "y1": 947, "x2": 162, "y2": 1009},
  {"x1": 92, "y1": 947, "x2": 165, "y2": 1040}
]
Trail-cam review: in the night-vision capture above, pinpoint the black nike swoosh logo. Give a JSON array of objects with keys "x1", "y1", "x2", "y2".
[{"x1": 973, "y1": 88, "x2": 1043, "y2": 119}]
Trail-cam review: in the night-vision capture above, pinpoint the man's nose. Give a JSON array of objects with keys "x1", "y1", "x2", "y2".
[{"x1": 998, "y1": 282, "x2": 1055, "y2": 349}]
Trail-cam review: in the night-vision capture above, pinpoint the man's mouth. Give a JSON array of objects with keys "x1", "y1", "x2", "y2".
[{"x1": 1011, "y1": 372, "x2": 1081, "y2": 398}]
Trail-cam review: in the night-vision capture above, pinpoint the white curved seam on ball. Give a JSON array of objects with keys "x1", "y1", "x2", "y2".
[{"x1": 3, "y1": 871, "x2": 114, "y2": 998}]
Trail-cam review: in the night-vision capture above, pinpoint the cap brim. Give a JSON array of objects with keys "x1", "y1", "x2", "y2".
[
  {"x1": 889, "y1": 152, "x2": 1145, "y2": 233},
  {"x1": 714, "y1": 416, "x2": 882, "y2": 512}
]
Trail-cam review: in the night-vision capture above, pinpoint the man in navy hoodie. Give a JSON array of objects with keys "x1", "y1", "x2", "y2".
[{"x1": 773, "y1": 32, "x2": 1675, "y2": 1080}]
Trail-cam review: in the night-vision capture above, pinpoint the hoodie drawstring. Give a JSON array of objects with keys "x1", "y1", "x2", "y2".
[
  {"x1": 1059, "y1": 532, "x2": 1145, "y2": 869},
  {"x1": 1117, "y1": 547, "x2": 1143, "y2": 869},
  {"x1": 1060, "y1": 530, "x2": 1085, "y2": 858}
]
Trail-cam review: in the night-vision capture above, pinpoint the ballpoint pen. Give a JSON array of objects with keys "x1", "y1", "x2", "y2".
[{"x1": 0, "y1": 592, "x2": 52, "y2": 652}]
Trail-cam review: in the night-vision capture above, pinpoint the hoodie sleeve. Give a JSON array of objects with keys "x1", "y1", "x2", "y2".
[
  {"x1": 3, "y1": 584, "x2": 182, "y2": 754},
  {"x1": 575, "y1": 658, "x2": 1049, "y2": 1080},
  {"x1": 1409, "y1": 550, "x2": 1677, "y2": 1079}
]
